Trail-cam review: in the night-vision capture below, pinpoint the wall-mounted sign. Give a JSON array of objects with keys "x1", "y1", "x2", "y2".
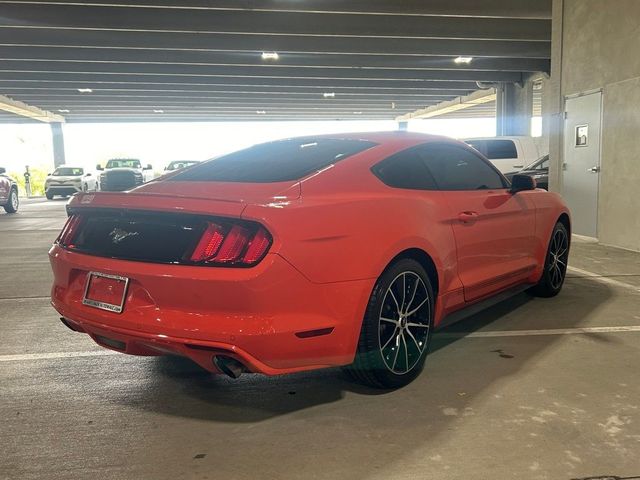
[{"x1": 575, "y1": 124, "x2": 589, "y2": 147}]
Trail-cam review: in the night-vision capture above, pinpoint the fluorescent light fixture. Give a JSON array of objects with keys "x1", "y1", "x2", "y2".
[
  {"x1": 323, "y1": 92, "x2": 336, "y2": 98},
  {"x1": 261, "y1": 52, "x2": 279, "y2": 61},
  {"x1": 256, "y1": 110, "x2": 267, "y2": 114},
  {"x1": 353, "y1": 111, "x2": 363, "y2": 115},
  {"x1": 153, "y1": 109, "x2": 164, "y2": 113},
  {"x1": 77, "y1": 88, "x2": 93, "y2": 93},
  {"x1": 454, "y1": 56, "x2": 473, "y2": 64},
  {"x1": 58, "y1": 109, "x2": 70, "y2": 113}
]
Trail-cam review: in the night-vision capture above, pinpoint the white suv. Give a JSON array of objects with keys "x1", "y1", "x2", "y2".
[
  {"x1": 464, "y1": 136, "x2": 546, "y2": 174},
  {"x1": 45, "y1": 166, "x2": 97, "y2": 200}
]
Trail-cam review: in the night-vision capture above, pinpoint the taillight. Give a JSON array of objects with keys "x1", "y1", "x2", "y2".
[
  {"x1": 189, "y1": 221, "x2": 272, "y2": 266},
  {"x1": 57, "y1": 214, "x2": 84, "y2": 248}
]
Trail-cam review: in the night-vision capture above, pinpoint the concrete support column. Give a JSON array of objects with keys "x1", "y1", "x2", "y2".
[
  {"x1": 545, "y1": 0, "x2": 565, "y2": 194},
  {"x1": 496, "y1": 80, "x2": 534, "y2": 136},
  {"x1": 51, "y1": 122, "x2": 66, "y2": 168}
]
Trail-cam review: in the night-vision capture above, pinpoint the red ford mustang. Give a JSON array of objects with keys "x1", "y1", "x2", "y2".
[{"x1": 49, "y1": 132, "x2": 570, "y2": 388}]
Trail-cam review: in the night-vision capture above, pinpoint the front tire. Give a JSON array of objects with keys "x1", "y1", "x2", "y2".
[
  {"x1": 530, "y1": 222, "x2": 570, "y2": 298},
  {"x1": 46, "y1": 191, "x2": 54, "y2": 200},
  {"x1": 345, "y1": 258, "x2": 434, "y2": 389},
  {"x1": 4, "y1": 188, "x2": 18, "y2": 213}
]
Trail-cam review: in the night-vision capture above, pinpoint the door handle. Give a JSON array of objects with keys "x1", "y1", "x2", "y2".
[
  {"x1": 587, "y1": 166, "x2": 601, "y2": 173},
  {"x1": 458, "y1": 211, "x2": 479, "y2": 223}
]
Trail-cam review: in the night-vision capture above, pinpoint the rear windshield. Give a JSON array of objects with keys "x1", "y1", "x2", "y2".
[
  {"x1": 170, "y1": 138, "x2": 377, "y2": 183},
  {"x1": 106, "y1": 159, "x2": 141, "y2": 169},
  {"x1": 53, "y1": 167, "x2": 83, "y2": 176}
]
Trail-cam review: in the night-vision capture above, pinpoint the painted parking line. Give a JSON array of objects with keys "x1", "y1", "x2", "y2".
[
  {"x1": 2, "y1": 326, "x2": 640, "y2": 363},
  {"x1": 567, "y1": 266, "x2": 640, "y2": 293},
  {"x1": 0, "y1": 350, "x2": 118, "y2": 362}
]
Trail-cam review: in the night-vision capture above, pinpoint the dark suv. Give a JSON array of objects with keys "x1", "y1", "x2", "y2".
[{"x1": 0, "y1": 167, "x2": 19, "y2": 213}]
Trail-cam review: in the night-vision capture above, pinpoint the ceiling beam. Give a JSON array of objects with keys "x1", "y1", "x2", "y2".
[
  {"x1": 0, "y1": 4, "x2": 551, "y2": 41},
  {"x1": 0, "y1": 94, "x2": 65, "y2": 122},
  {"x1": 0, "y1": 29, "x2": 551, "y2": 58},
  {"x1": 396, "y1": 89, "x2": 497, "y2": 121},
  {"x1": 0, "y1": 1, "x2": 553, "y2": 19},
  {"x1": 0, "y1": 46, "x2": 551, "y2": 72},
  {"x1": 0, "y1": 61, "x2": 525, "y2": 82}
]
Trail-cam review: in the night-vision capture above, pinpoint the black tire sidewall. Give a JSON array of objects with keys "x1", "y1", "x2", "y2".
[
  {"x1": 4, "y1": 188, "x2": 18, "y2": 213},
  {"x1": 534, "y1": 222, "x2": 569, "y2": 297},
  {"x1": 358, "y1": 258, "x2": 435, "y2": 388}
]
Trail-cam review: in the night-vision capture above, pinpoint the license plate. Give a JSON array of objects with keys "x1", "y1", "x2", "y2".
[{"x1": 82, "y1": 272, "x2": 129, "y2": 313}]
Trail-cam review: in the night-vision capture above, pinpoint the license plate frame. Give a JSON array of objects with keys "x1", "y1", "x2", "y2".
[{"x1": 82, "y1": 272, "x2": 129, "y2": 314}]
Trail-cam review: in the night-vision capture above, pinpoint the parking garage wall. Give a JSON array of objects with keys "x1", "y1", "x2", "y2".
[{"x1": 549, "y1": 0, "x2": 640, "y2": 251}]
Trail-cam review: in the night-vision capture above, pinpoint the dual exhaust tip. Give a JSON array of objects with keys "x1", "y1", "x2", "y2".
[{"x1": 213, "y1": 355, "x2": 246, "y2": 379}]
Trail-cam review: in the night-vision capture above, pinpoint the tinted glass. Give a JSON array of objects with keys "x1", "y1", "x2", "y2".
[
  {"x1": 418, "y1": 144, "x2": 506, "y2": 191},
  {"x1": 106, "y1": 159, "x2": 141, "y2": 169},
  {"x1": 171, "y1": 138, "x2": 376, "y2": 183},
  {"x1": 371, "y1": 148, "x2": 437, "y2": 190},
  {"x1": 485, "y1": 140, "x2": 518, "y2": 159},
  {"x1": 53, "y1": 167, "x2": 83, "y2": 176},
  {"x1": 465, "y1": 140, "x2": 487, "y2": 156}
]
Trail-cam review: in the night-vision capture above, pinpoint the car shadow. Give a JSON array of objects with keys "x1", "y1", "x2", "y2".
[{"x1": 114, "y1": 276, "x2": 614, "y2": 428}]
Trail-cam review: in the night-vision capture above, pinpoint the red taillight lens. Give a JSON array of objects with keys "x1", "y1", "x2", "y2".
[
  {"x1": 190, "y1": 221, "x2": 271, "y2": 266},
  {"x1": 190, "y1": 222, "x2": 226, "y2": 262},
  {"x1": 57, "y1": 214, "x2": 84, "y2": 248}
]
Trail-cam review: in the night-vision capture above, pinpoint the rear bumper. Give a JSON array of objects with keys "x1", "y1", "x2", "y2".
[{"x1": 49, "y1": 245, "x2": 373, "y2": 374}]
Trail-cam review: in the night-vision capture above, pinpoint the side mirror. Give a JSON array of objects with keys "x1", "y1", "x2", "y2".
[
  {"x1": 85, "y1": 173, "x2": 92, "y2": 177},
  {"x1": 96, "y1": 164, "x2": 104, "y2": 171},
  {"x1": 0, "y1": 167, "x2": 6, "y2": 174},
  {"x1": 510, "y1": 174, "x2": 536, "y2": 194},
  {"x1": 144, "y1": 164, "x2": 153, "y2": 170},
  {"x1": 47, "y1": 173, "x2": 51, "y2": 176}
]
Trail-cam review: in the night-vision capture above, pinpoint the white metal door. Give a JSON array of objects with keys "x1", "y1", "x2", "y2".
[{"x1": 563, "y1": 91, "x2": 602, "y2": 238}]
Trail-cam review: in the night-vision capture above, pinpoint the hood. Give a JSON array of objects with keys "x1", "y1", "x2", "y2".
[
  {"x1": 103, "y1": 167, "x2": 142, "y2": 173},
  {"x1": 47, "y1": 175, "x2": 82, "y2": 182}
]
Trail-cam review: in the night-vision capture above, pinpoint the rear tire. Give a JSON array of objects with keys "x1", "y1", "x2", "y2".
[
  {"x1": 3, "y1": 188, "x2": 18, "y2": 213},
  {"x1": 345, "y1": 258, "x2": 434, "y2": 389},
  {"x1": 530, "y1": 222, "x2": 570, "y2": 298}
]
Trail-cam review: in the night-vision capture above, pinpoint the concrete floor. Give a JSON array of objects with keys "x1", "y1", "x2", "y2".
[{"x1": 1, "y1": 198, "x2": 640, "y2": 480}]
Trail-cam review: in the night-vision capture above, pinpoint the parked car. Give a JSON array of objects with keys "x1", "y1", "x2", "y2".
[
  {"x1": 0, "y1": 167, "x2": 19, "y2": 213},
  {"x1": 50, "y1": 132, "x2": 570, "y2": 389},
  {"x1": 45, "y1": 166, "x2": 96, "y2": 200},
  {"x1": 504, "y1": 155, "x2": 549, "y2": 190},
  {"x1": 97, "y1": 158, "x2": 154, "y2": 192},
  {"x1": 164, "y1": 160, "x2": 201, "y2": 172},
  {"x1": 464, "y1": 136, "x2": 545, "y2": 174}
]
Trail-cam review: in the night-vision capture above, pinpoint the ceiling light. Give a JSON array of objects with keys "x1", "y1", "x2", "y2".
[
  {"x1": 454, "y1": 56, "x2": 473, "y2": 64},
  {"x1": 353, "y1": 111, "x2": 363, "y2": 115},
  {"x1": 153, "y1": 109, "x2": 164, "y2": 113},
  {"x1": 261, "y1": 52, "x2": 279, "y2": 61},
  {"x1": 256, "y1": 110, "x2": 267, "y2": 114},
  {"x1": 58, "y1": 109, "x2": 70, "y2": 113},
  {"x1": 77, "y1": 88, "x2": 93, "y2": 93},
  {"x1": 323, "y1": 92, "x2": 336, "y2": 98}
]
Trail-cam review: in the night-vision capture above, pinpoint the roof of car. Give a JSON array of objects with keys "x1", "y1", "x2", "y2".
[{"x1": 279, "y1": 131, "x2": 459, "y2": 148}]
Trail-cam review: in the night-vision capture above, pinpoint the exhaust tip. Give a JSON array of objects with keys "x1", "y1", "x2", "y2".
[{"x1": 213, "y1": 355, "x2": 245, "y2": 379}]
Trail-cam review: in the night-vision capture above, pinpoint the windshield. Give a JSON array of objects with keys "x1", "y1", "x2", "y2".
[
  {"x1": 53, "y1": 167, "x2": 83, "y2": 176},
  {"x1": 171, "y1": 138, "x2": 376, "y2": 183},
  {"x1": 525, "y1": 155, "x2": 550, "y2": 171},
  {"x1": 106, "y1": 159, "x2": 141, "y2": 169}
]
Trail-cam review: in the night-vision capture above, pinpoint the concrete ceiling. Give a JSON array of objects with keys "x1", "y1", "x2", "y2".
[{"x1": 0, "y1": 0, "x2": 551, "y2": 123}]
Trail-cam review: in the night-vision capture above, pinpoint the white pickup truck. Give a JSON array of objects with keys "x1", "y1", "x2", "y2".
[
  {"x1": 463, "y1": 136, "x2": 546, "y2": 174},
  {"x1": 97, "y1": 158, "x2": 154, "y2": 192}
]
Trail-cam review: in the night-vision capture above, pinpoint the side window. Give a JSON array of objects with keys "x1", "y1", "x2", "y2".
[
  {"x1": 485, "y1": 140, "x2": 518, "y2": 159},
  {"x1": 371, "y1": 148, "x2": 438, "y2": 190},
  {"x1": 418, "y1": 144, "x2": 507, "y2": 191},
  {"x1": 465, "y1": 140, "x2": 487, "y2": 156}
]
